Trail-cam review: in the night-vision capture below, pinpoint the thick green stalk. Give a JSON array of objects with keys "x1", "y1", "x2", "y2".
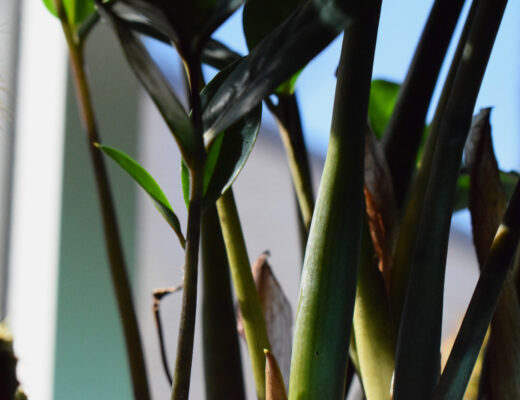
[
  {"x1": 353, "y1": 230, "x2": 395, "y2": 400},
  {"x1": 170, "y1": 53, "x2": 206, "y2": 400},
  {"x1": 201, "y1": 206, "x2": 246, "y2": 400},
  {"x1": 389, "y1": 0, "x2": 480, "y2": 330},
  {"x1": 382, "y1": 0, "x2": 465, "y2": 209},
  {"x1": 59, "y1": 16, "x2": 151, "y2": 400},
  {"x1": 217, "y1": 189, "x2": 271, "y2": 400},
  {"x1": 288, "y1": 4, "x2": 381, "y2": 399},
  {"x1": 393, "y1": 0, "x2": 508, "y2": 398}
]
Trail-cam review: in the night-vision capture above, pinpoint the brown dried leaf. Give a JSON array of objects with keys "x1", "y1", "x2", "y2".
[
  {"x1": 465, "y1": 108, "x2": 520, "y2": 399},
  {"x1": 364, "y1": 125, "x2": 399, "y2": 289},
  {"x1": 265, "y1": 349, "x2": 288, "y2": 400},
  {"x1": 465, "y1": 107, "x2": 507, "y2": 267},
  {"x1": 480, "y1": 275, "x2": 520, "y2": 399},
  {"x1": 237, "y1": 252, "x2": 293, "y2": 383}
]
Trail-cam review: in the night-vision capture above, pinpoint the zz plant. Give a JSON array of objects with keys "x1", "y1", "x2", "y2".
[{"x1": 38, "y1": 0, "x2": 519, "y2": 399}]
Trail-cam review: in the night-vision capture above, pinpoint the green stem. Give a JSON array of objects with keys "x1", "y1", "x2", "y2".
[
  {"x1": 389, "y1": 0, "x2": 480, "y2": 331},
  {"x1": 288, "y1": 4, "x2": 381, "y2": 399},
  {"x1": 201, "y1": 206, "x2": 246, "y2": 400},
  {"x1": 382, "y1": 0, "x2": 465, "y2": 209},
  {"x1": 216, "y1": 189, "x2": 271, "y2": 400},
  {"x1": 353, "y1": 229, "x2": 395, "y2": 400},
  {"x1": 267, "y1": 94, "x2": 314, "y2": 234},
  {"x1": 59, "y1": 18, "x2": 151, "y2": 400},
  {"x1": 171, "y1": 53, "x2": 206, "y2": 400},
  {"x1": 393, "y1": 0, "x2": 508, "y2": 397}
]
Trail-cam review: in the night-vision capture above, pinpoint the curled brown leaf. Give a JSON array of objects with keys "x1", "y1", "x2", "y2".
[
  {"x1": 265, "y1": 349, "x2": 288, "y2": 400},
  {"x1": 364, "y1": 125, "x2": 399, "y2": 289},
  {"x1": 237, "y1": 252, "x2": 293, "y2": 382}
]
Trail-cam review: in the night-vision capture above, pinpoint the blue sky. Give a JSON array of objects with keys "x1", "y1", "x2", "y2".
[{"x1": 212, "y1": 1, "x2": 520, "y2": 172}]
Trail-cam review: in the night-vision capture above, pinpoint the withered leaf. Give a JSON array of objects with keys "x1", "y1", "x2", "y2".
[
  {"x1": 237, "y1": 252, "x2": 292, "y2": 383},
  {"x1": 364, "y1": 125, "x2": 399, "y2": 289},
  {"x1": 465, "y1": 108, "x2": 520, "y2": 399},
  {"x1": 465, "y1": 107, "x2": 507, "y2": 267},
  {"x1": 265, "y1": 349, "x2": 288, "y2": 400}
]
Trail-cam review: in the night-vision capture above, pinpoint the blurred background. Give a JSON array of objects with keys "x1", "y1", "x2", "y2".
[{"x1": 0, "y1": 0, "x2": 518, "y2": 398}]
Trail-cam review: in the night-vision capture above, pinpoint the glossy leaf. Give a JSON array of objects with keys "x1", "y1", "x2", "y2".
[
  {"x1": 190, "y1": 62, "x2": 261, "y2": 208},
  {"x1": 43, "y1": 0, "x2": 95, "y2": 27},
  {"x1": 96, "y1": 1, "x2": 198, "y2": 163},
  {"x1": 368, "y1": 79, "x2": 400, "y2": 138},
  {"x1": 202, "y1": 39, "x2": 241, "y2": 71},
  {"x1": 203, "y1": 0, "x2": 354, "y2": 143},
  {"x1": 98, "y1": 144, "x2": 185, "y2": 248},
  {"x1": 243, "y1": 0, "x2": 304, "y2": 95},
  {"x1": 118, "y1": 0, "x2": 244, "y2": 50}
]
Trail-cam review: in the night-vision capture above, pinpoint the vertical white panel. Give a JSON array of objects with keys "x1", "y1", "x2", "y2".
[{"x1": 7, "y1": 1, "x2": 67, "y2": 399}]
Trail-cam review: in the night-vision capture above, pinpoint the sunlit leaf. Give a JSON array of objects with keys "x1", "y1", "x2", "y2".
[
  {"x1": 243, "y1": 0, "x2": 304, "y2": 95},
  {"x1": 199, "y1": 61, "x2": 261, "y2": 208},
  {"x1": 98, "y1": 144, "x2": 185, "y2": 248},
  {"x1": 202, "y1": 39, "x2": 241, "y2": 71},
  {"x1": 181, "y1": 159, "x2": 190, "y2": 208},
  {"x1": 43, "y1": 0, "x2": 95, "y2": 27},
  {"x1": 203, "y1": 0, "x2": 353, "y2": 143},
  {"x1": 368, "y1": 79, "x2": 400, "y2": 138},
  {"x1": 180, "y1": 61, "x2": 261, "y2": 209},
  {"x1": 117, "y1": 0, "x2": 244, "y2": 50},
  {"x1": 96, "y1": 1, "x2": 197, "y2": 163}
]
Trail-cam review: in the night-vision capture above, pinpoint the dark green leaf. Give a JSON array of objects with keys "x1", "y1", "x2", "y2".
[
  {"x1": 202, "y1": 39, "x2": 241, "y2": 71},
  {"x1": 393, "y1": 0, "x2": 508, "y2": 396},
  {"x1": 96, "y1": 2, "x2": 197, "y2": 163},
  {"x1": 243, "y1": 0, "x2": 303, "y2": 50},
  {"x1": 203, "y1": 0, "x2": 353, "y2": 143},
  {"x1": 117, "y1": 0, "x2": 244, "y2": 50},
  {"x1": 98, "y1": 144, "x2": 185, "y2": 248},
  {"x1": 243, "y1": 0, "x2": 304, "y2": 95},
  {"x1": 43, "y1": 0, "x2": 95, "y2": 27},
  {"x1": 200, "y1": 63, "x2": 261, "y2": 207},
  {"x1": 368, "y1": 79, "x2": 400, "y2": 138},
  {"x1": 434, "y1": 182, "x2": 520, "y2": 400}
]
